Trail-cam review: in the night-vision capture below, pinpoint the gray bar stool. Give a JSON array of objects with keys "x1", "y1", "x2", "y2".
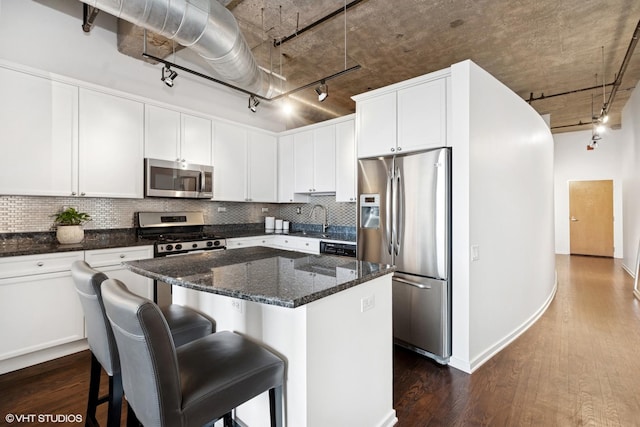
[
  {"x1": 71, "y1": 260, "x2": 214, "y2": 427},
  {"x1": 101, "y1": 278, "x2": 285, "y2": 427}
]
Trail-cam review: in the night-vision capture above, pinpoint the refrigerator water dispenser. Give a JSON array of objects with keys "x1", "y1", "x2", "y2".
[{"x1": 360, "y1": 194, "x2": 380, "y2": 229}]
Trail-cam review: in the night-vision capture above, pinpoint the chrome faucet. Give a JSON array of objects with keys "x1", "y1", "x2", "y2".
[{"x1": 308, "y1": 204, "x2": 329, "y2": 233}]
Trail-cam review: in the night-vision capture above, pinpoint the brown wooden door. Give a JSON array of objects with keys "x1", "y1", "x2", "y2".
[{"x1": 569, "y1": 180, "x2": 614, "y2": 257}]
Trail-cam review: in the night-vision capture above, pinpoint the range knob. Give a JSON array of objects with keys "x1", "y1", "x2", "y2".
[
  {"x1": 206, "y1": 241, "x2": 213, "y2": 247},
  {"x1": 165, "y1": 244, "x2": 174, "y2": 251},
  {"x1": 213, "y1": 240, "x2": 221, "y2": 247},
  {"x1": 175, "y1": 244, "x2": 182, "y2": 250},
  {"x1": 192, "y1": 243, "x2": 198, "y2": 248}
]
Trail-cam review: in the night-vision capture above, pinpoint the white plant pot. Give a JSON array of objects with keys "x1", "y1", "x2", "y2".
[{"x1": 56, "y1": 225, "x2": 85, "y2": 244}]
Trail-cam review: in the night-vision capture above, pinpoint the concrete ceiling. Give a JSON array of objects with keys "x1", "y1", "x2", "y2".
[{"x1": 119, "y1": 0, "x2": 640, "y2": 133}]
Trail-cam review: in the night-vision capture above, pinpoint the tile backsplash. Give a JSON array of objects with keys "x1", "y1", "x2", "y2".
[{"x1": 0, "y1": 195, "x2": 356, "y2": 233}]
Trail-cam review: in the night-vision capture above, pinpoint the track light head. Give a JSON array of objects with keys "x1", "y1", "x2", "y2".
[
  {"x1": 161, "y1": 66, "x2": 178, "y2": 88},
  {"x1": 248, "y1": 95, "x2": 260, "y2": 112},
  {"x1": 315, "y1": 81, "x2": 328, "y2": 102}
]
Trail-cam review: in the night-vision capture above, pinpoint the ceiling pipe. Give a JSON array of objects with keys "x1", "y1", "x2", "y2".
[
  {"x1": 273, "y1": 0, "x2": 368, "y2": 47},
  {"x1": 78, "y1": 0, "x2": 277, "y2": 98},
  {"x1": 601, "y1": 18, "x2": 640, "y2": 118}
]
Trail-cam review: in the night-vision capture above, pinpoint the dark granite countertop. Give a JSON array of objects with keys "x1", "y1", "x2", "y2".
[
  {"x1": 123, "y1": 246, "x2": 394, "y2": 308},
  {"x1": 0, "y1": 229, "x2": 152, "y2": 258}
]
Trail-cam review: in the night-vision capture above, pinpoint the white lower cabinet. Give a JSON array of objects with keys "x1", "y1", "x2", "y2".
[
  {"x1": 271, "y1": 236, "x2": 320, "y2": 254},
  {"x1": 226, "y1": 235, "x2": 320, "y2": 255},
  {"x1": 0, "y1": 252, "x2": 85, "y2": 367},
  {"x1": 0, "y1": 246, "x2": 153, "y2": 374},
  {"x1": 84, "y1": 246, "x2": 154, "y2": 300},
  {"x1": 226, "y1": 236, "x2": 274, "y2": 249}
]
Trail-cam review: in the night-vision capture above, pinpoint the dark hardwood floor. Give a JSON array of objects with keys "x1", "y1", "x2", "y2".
[{"x1": 1, "y1": 255, "x2": 638, "y2": 426}]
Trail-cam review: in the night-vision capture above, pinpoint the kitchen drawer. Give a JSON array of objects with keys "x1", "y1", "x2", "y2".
[
  {"x1": 0, "y1": 251, "x2": 84, "y2": 279},
  {"x1": 85, "y1": 246, "x2": 153, "y2": 268},
  {"x1": 227, "y1": 236, "x2": 274, "y2": 249},
  {"x1": 272, "y1": 236, "x2": 319, "y2": 254}
]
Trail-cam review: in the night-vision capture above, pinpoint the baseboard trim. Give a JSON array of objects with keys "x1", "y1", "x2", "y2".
[
  {"x1": 376, "y1": 409, "x2": 398, "y2": 427},
  {"x1": 0, "y1": 339, "x2": 88, "y2": 375},
  {"x1": 467, "y1": 272, "x2": 558, "y2": 373}
]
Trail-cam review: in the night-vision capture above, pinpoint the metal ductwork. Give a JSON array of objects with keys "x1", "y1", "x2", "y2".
[{"x1": 79, "y1": 0, "x2": 277, "y2": 98}]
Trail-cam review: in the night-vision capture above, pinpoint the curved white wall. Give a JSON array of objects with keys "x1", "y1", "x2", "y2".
[
  {"x1": 0, "y1": 0, "x2": 286, "y2": 132},
  {"x1": 621, "y1": 86, "x2": 640, "y2": 275},
  {"x1": 450, "y1": 61, "x2": 556, "y2": 372}
]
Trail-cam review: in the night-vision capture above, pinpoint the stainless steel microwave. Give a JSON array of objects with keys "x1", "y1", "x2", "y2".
[{"x1": 144, "y1": 158, "x2": 213, "y2": 199}]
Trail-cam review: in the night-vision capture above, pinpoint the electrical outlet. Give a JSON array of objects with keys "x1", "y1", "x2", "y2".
[
  {"x1": 296, "y1": 207, "x2": 302, "y2": 214},
  {"x1": 217, "y1": 207, "x2": 227, "y2": 212},
  {"x1": 361, "y1": 295, "x2": 375, "y2": 312},
  {"x1": 230, "y1": 299, "x2": 243, "y2": 313},
  {"x1": 261, "y1": 207, "x2": 269, "y2": 213}
]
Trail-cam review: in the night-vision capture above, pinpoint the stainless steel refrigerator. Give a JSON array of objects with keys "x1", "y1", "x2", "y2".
[{"x1": 357, "y1": 147, "x2": 451, "y2": 364}]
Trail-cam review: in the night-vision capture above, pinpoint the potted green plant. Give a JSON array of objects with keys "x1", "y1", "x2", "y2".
[{"x1": 53, "y1": 207, "x2": 91, "y2": 244}]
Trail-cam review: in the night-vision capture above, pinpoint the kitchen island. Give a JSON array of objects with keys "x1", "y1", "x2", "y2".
[{"x1": 123, "y1": 246, "x2": 397, "y2": 427}]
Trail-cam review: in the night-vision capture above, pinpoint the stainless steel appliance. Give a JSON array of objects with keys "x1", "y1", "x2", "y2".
[
  {"x1": 137, "y1": 211, "x2": 226, "y2": 305},
  {"x1": 357, "y1": 147, "x2": 451, "y2": 364},
  {"x1": 320, "y1": 241, "x2": 357, "y2": 258},
  {"x1": 145, "y1": 158, "x2": 213, "y2": 199}
]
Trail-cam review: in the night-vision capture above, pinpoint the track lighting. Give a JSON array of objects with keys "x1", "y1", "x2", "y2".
[
  {"x1": 248, "y1": 95, "x2": 260, "y2": 112},
  {"x1": 161, "y1": 66, "x2": 178, "y2": 87},
  {"x1": 315, "y1": 81, "x2": 328, "y2": 102}
]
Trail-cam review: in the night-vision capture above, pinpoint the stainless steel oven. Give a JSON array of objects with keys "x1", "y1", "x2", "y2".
[
  {"x1": 145, "y1": 158, "x2": 213, "y2": 199},
  {"x1": 137, "y1": 211, "x2": 226, "y2": 305}
]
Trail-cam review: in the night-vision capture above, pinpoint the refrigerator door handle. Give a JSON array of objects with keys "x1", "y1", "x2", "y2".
[
  {"x1": 435, "y1": 149, "x2": 448, "y2": 278},
  {"x1": 395, "y1": 166, "x2": 403, "y2": 256},
  {"x1": 394, "y1": 276, "x2": 432, "y2": 289},
  {"x1": 386, "y1": 168, "x2": 393, "y2": 255}
]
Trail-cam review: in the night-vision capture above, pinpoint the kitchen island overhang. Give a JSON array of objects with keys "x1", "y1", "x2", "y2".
[
  {"x1": 122, "y1": 246, "x2": 398, "y2": 427},
  {"x1": 122, "y1": 246, "x2": 395, "y2": 308}
]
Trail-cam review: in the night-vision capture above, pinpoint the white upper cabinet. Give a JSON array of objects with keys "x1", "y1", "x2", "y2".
[
  {"x1": 397, "y1": 78, "x2": 447, "y2": 153},
  {"x1": 213, "y1": 121, "x2": 247, "y2": 201},
  {"x1": 181, "y1": 114, "x2": 212, "y2": 165},
  {"x1": 213, "y1": 122, "x2": 277, "y2": 202},
  {"x1": 145, "y1": 104, "x2": 212, "y2": 165},
  {"x1": 356, "y1": 92, "x2": 397, "y2": 159},
  {"x1": 293, "y1": 125, "x2": 336, "y2": 193},
  {"x1": 335, "y1": 119, "x2": 356, "y2": 202},
  {"x1": 0, "y1": 66, "x2": 144, "y2": 199},
  {"x1": 0, "y1": 67, "x2": 78, "y2": 196},
  {"x1": 247, "y1": 130, "x2": 278, "y2": 202},
  {"x1": 277, "y1": 135, "x2": 309, "y2": 203},
  {"x1": 78, "y1": 88, "x2": 144, "y2": 198},
  {"x1": 355, "y1": 73, "x2": 449, "y2": 158}
]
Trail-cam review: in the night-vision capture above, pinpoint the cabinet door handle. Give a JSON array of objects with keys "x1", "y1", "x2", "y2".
[
  {"x1": 397, "y1": 146, "x2": 402, "y2": 152},
  {"x1": 390, "y1": 147, "x2": 395, "y2": 152},
  {"x1": 80, "y1": 192, "x2": 86, "y2": 196},
  {"x1": 119, "y1": 254, "x2": 126, "y2": 258},
  {"x1": 71, "y1": 192, "x2": 77, "y2": 196},
  {"x1": 36, "y1": 261, "x2": 44, "y2": 267}
]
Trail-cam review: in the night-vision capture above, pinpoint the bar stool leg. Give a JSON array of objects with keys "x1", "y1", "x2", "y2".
[
  {"x1": 106, "y1": 373, "x2": 123, "y2": 427},
  {"x1": 269, "y1": 386, "x2": 283, "y2": 427},
  {"x1": 86, "y1": 353, "x2": 101, "y2": 427}
]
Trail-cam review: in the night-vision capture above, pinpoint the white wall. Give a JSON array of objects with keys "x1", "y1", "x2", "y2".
[
  {"x1": 553, "y1": 129, "x2": 624, "y2": 257},
  {"x1": 450, "y1": 61, "x2": 556, "y2": 372},
  {"x1": 0, "y1": 0, "x2": 286, "y2": 132},
  {"x1": 621, "y1": 86, "x2": 640, "y2": 274}
]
